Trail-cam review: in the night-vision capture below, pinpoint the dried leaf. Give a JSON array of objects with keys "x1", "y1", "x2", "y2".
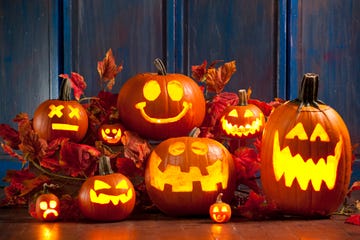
[
  {"x1": 191, "y1": 60, "x2": 208, "y2": 82},
  {"x1": 97, "y1": 49, "x2": 123, "y2": 91},
  {"x1": 345, "y1": 214, "x2": 360, "y2": 225},
  {"x1": 121, "y1": 131, "x2": 151, "y2": 168},
  {"x1": 60, "y1": 72, "x2": 87, "y2": 100},
  {"x1": 205, "y1": 60, "x2": 236, "y2": 94},
  {"x1": 0, "y1": 124, "x2": 20, "y2": 149}
]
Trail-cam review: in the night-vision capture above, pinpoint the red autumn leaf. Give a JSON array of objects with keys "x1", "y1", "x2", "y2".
[
  {"x1": 59, "y1": 72, "x2": 87, "y2": 100},
  {"x1": 59, "y1": 142, "x2": 101, "y2": 177},
  {"x1": 116, "y1": 157, "x2": 143, "y2": 178},
  {"x1": 0, "y1": 124, "x2": 20, "y2": 149},
  {"x1": 1, "y1": 143, "x2": 26, "y2": 163},
  {"x1": 60, "y1": 194, "x2": 83, "y2": 221},
  {"x1": 21, "y1": 174, "x2": 50, "y2": 197},
  {"x1": 345, "y1": 214, "x2": 360, "y2": 225},
  {"x1": 121, "y1": 131, "x2": 152, "y2": 168},
  {"x1": 205, "y1": 60, "x2": 236, "y2": 94},
  {"x1": 191, "y1": 60, "x2": 208, "y2": 82},
  {"x1": 97, "y1": 48, "x2": 123, "y2": 91},
  {"x1": 248, "y1": 98, "x2": 273, "y2": 117}
]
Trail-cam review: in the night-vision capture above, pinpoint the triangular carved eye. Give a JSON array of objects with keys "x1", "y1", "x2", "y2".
[
  {"x1": 228, "y1": 109, "x2": 238, "y2": 117},
  {"x1": 212, "y1": 206, "x2": 219, "y2": 213},
  {"x1": 94, "y1": 180, "x2": 111, "y2": 191},
  {"x1": 221, "y1": 206, "x2": 228, "y2": 212},
  {"x1": 244, "y1": 109, "x2": 254, "y2": 118},
  {"x1": 285, "y1": 123, "x2": 308, "y2": 140},
  {"x1": 310, "y1": 123, "x2": 330, "y2": 142},
  {"x1": 116, "y1": 179, "x2": 129, "y2": 190}
]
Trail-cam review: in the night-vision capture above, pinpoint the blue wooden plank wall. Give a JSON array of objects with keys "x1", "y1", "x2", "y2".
[{"x1": 0, "y1": 1, "x2": 359, "y2": 186}]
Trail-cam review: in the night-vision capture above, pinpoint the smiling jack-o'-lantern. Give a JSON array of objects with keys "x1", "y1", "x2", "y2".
[
  {"x1": 220, "y1": 89, "x2": 265, "y2": 139},
  {"x1": 117, "y1": 58, "x2": 206, "y2": 140},
  {"x1": 209, "y1": 193, "x2": 231, "y2": 223},
  {"x1": 261, "y1": 73, "x2": 352, "y2": 216},
  {"x1": 145, "y1": 136, "x2": 236, "y2": 216},
  {"x1": 98, "y1": 123, "x2": 124, "y2": 145},
  {"x1": 33, "y1": 78, "x2": 88, "y2": 142},
  {"x1": 35, "y1": 193, "x2": 60, "y2": 221},
  {"x1": 78, "y1": 157, "x2": 135, "y2": 221}
]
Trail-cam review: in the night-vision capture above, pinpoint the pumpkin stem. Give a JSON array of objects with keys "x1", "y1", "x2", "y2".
[
  {"x1": 296, "y1": 73, "x2": 325, "y2": 111},
  {"x1": 59, "y1": 77, "x2": 72, "y2": 101},
  {"x1": 98, "y1": 155, "x2": 114, "y2": 175},
  {"x1": 216, "y1": 193, "x2": 224, "y2": 203},
  {"x1": 238, "y1": 89, "x2": 248, "y2": 106},
  {"x1": 154, "y1": 58, "x2": 167, "y2": 75}
]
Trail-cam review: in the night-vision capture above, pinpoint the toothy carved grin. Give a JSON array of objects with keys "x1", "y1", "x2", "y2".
[
  {"x1": 135, "y1": 101, "x2": 191, "y2": 124},
  {"x1": 101, "y1": 129, "x2": 122, "y2": 144},
  {"x1": 220, "y1": 114, "x2": 264, "y2": 137},
  {"x1": 90, "y1": 188, "x2": 133, "y2": 205},
  {"x1": 272, "y1": 131, "x2": 342, "y2": 191},
  {"x1": 148, "y1": 153, "x2": 229, "y2": 192}
]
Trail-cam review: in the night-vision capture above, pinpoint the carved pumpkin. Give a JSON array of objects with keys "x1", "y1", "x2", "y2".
[
  {"x1": 260, "y1": 73, "x2": 352, "y2": 216},
  {"x1": 117, "y1": 58, "x2": 206, "y2": 140},
  {"x1": 98, "y1": 123, "x2": 124, "y2": 145},
  {"x1": 78, "y1": 157, "x2": 135, "y2": 221},
  {"x1": 33, "y1": 78, "x2": 88, "y2": 142},
  {"x1": 145, "y1": 136, "x2": 236, "y2": 216},
  {"x1": 209, "y1": 193, "x2": 231, "y2": 223},
  {"x1": 35, "y1": 193, "x2": 60, "y2": 221},
  {"x1": 220, "y1": 89, "x2": 265, "y2": 139}
]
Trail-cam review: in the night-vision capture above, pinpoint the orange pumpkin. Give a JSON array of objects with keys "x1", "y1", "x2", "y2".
[
  {"x1": 260, "y1": 73, "x2": 352, "y2": 216},
  {"x1": 35, "y1": 193, "x2": 60, "y2": 221},
  {"x1": 220, "y1": 89, "x2": 265, "y2": 139},
  {"x1": 98, "y1": 123, "x2": 124, "y2": 145},
  {"x1": 209, "y1": 193, "x2": 231, "y2": 223},
  {"x1": 33, "y1": 78, "x2": 88, "y2": 142},
  {"x1": 78, "y1": 157, "x2": 135, "y2": 221},
  {"x1": 117, "y1": 58, "x2": 206, "y2": 140},
  {"x1": 145, "y1": 136, "x2": 236, "y2": 216}
]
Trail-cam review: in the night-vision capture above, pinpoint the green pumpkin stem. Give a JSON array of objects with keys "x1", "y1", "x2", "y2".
[
  {"x1": 238, "y1": 89, "x2": 248, "y2": 106},
  {"x1": 59, "y1": 77, "x2": 72, "y2": 101},
  {"x1": 98, "y1": 155, "x2": 114, "y2": 175},
  {"x1": 154, "y1": 58, "x2": 167, "y2": 75},
  {"x1": 296, "y1": 73, "x2": 324, "y2": 112}
]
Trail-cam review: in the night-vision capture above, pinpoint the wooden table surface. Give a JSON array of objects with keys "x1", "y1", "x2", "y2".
[{"x1": 0, "y1": 207, "x2": 359, "y2": 240}]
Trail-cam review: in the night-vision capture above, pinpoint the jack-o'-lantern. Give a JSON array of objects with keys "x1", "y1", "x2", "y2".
[
  {"x1": 117, "y1": 58, "x2": 206, "y2": 140},
  {"x1": 220, "y1": 89, "x2": 265, "y2": 139},
  {"x1": 98, "y1": 123, "x2": 124, "y2": 145},
  {"x1": 35, "y1": 193, "x2": 60, "y2": 221},
  {"x1": 145, "y1": 136, "x2": 236, "y2": 216},
  {"x1": 78, "y1": 156, "x2": 135, "y2": 221},
  {"x1": 209, "y1": 193, "x2": 231, "y2": 223},
  {"x1": 33, "y1": 78, "x2": 88, "y2": 142},
  {"x1": 261, "y1": 73, "x2": 352, "y2": 216}
]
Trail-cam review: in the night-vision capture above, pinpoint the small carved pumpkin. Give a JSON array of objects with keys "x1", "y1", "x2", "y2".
[
  {"x1": 33, "y1": 78, "x2": 88, "y2": 142},
  {"x1": 78, "y1": 157, "x2": 135, "y2": 221},
  {"x1": 35, "y1": 193, "x2": 60, "y2": 221},
  {"x1": 117, "y1": 58, "x2": 206, "y2": 140},
  {"x1": 209, "y1": 193, "x2": 231, "y2": 223},
  {"x1": 261, "y1": 73, "x2": 352, "y2": 216},
  {"x1": 220, "y1": 89, "x2": 265, "y2": 139},
  {"x1": 145, "y1": 136, "x2": 236, "y2": 216},
  {"x1": 98, "y1": 123, "x2": 124, "y2": 145}
]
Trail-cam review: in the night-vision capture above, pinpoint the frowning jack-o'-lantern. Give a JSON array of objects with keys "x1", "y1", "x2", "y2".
[
  {"x1": 117, "y1": 58, "x2": 206, "y2": 140},
  {"x1": 220, "y1": 89, "x2": 265, "y2": 139},
  {"x1": 33, "y1": 78, "x2": 88, "y2": 142},
  {"x1": 78, "y1": 157, "x2": 135, "y2": 221},
  {"x1": 145, "y1": 136, "x2": 236, "y2": 216},
  {"x1": 260, "y1": 73, "x2": 352, "y2": 216},
  {"x1": 35, "y1": 193, "x2": 60, "y2": 221}
]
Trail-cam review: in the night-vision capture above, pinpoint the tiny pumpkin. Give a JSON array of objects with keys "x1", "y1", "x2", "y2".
[
  {"x1": 33, "y1": 78, "x2": 88, "y2": 142},
  {"x1": 209, "y1": 193, "x2": 231, "y2": 223},
  {"x1": 145, "y1": 136, "x2": 236, "y2": 216},
  {"x1": 260, "y1": 73, "x2": 352, "y2": 216},
  {"x1": 98, "y1": 123, "x2": 125, "y2": 145},
  {"x1": 35, "y1": 193, "x2": 60, "y2": 221},
  {"x1": 117, "y1": 58, "x2": 206, "y2": 140},
  {"x1": 78, "y1": 156, "x2": 136, "y2": 221},
  {"x1": 220, "y1": 89, "x2": 265, "y2": 139}
]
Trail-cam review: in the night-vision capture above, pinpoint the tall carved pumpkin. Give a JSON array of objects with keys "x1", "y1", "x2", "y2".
[
  {"x1": 117, "y1": 58, "x2": 206, "y2": 140},
  {"x1": 145, "y1": 136, "x2": 236, "y2": 216},
  {"x1": 260, "y1": 73, "x2": 352, "y2": 216},
  {"x1": 33, "y1": 78, "x2": 88, "y2": 142}
]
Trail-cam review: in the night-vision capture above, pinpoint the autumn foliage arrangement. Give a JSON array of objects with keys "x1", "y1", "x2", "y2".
[{"x1": 0, "y1": 50, "x2": 359, "y2": 223}]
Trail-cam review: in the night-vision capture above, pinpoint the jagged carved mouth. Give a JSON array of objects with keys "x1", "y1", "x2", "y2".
[
  {"x1": 220, "y1": 114, "x2": 264, "y2": 137},
  {"x1": 272, "y1": 130, "x2": 342, "y2": 191},
  {"x1": 148, "y1": 152, "x2": 229, "y2": 192},
  {"x1": 135, "y1": 101, "x2": 191, "y2": 124},
  {"x1": 90, "y1": 188, "x2": 133, "y2": 205}
]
